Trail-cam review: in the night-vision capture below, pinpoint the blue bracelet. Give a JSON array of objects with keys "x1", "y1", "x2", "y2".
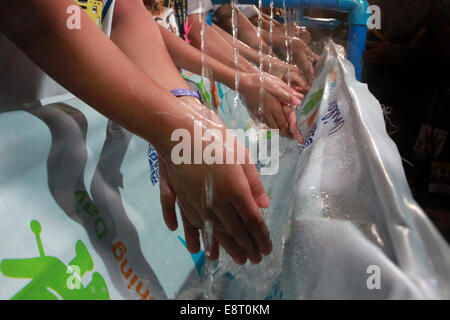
[{"x1": 170, "y1": 88, "x2": 203, "y2": 104}]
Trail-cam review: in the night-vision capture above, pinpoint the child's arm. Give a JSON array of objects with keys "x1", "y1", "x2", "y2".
[
  {"x1": 158, "y1": 24, "x2": 301, "y2": 106},
  {"x1": 259, "y1": 29, "x2": 319, "y2": 84},
  {"x1": 212, "y1": 4, "x2": 318, "y2": 84},
  {"x1": 214, "y1": 4, "x2": 271, "y2": 54},
  {"x1": 187, "y1": 13, "x2": 257, "y2": 73},
  {"x1": 212, "y1": 24, "x2": 309, "y2": 92},
  {"x1": 0, "y1": 0, "x2": 272, "y2": 264},
  {"x1": 111, "y1": 0, "x2": 193, "y2": 91},
  {"x1": 158, "y1": 24, "x2": 304, "y2": 142}
]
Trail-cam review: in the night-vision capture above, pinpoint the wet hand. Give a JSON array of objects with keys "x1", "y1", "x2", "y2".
[
  {"x1": 290, "y1": 38, "x2": 320, "y2": 85},
  {"x1": 158, "y1": 97, "x2": 273, "y2": 265},
  {"x1": 268, "y1": 58, "x2": 310, "y2": 93},
  {"x1": 240, "y1": 72, "x2": 304, "y2": 144}
]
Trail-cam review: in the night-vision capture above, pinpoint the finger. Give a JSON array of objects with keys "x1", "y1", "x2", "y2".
[
  {"x1": 212, "y1": 230, "x2": 248, "y2": 265},
  {"x1": 265, "y1": 77, "x2": 303, "y2": 106},
  {"x1": 201, "y1": 209, "x2": 250, "y2": 263},
  {"x1": 181, "y1": 210, "x2": 201, "y2": 254},
  {"x1": 159, "y1": 161, "x2": 178, "y2": 231},
  {"x1": 283, "y1": 105, "x2": 304, "y2": 144},
  {"x1": 205, "y1": 236, "x2": 219, "y2": 261},
  {"x1": 215, "y1": 204, "x2": 262, "y2": 264},
  {"x1": 297, "y1": 51, "x2": 314, "y2": 84},
  {"x1": 200, "y1": 220, "x2": 216, "y2": 258},
  {"x1": 294, "y1": 85, "x2": 307, "y2": 94},
  {"x1": 302, "y1": 42, "x2": 320, "y2": 62},
  {"x1": 240, "y1": 155, "x2": 270, "y2": 209},
  {"x1": 232, "y1": 194, "x2": 272, "y2": 257},
  {"x1": 306, "y1": 58, "x2": 315, "y2": 84},
  {"x1": 262, "y1": 112, "x2": 279, "y2": 132},
  {"x1": 296, "y1": 68, "x2": 312, "y2": 92},
  {"x1": 177, "y1": 199, "x2": 203, "y2": 229},
  {"x1": 270, "y1": 102, "x2": 290, "y2": 137},
  {"x1": 286, "y1": 72, "x2": 308, "y2": 93},
  {"x1": 274, "y1": 84, "x2": 303, "y2": 107},
  {"x1": 309, "y1": 51, "x2": 321, "y2": 62}
]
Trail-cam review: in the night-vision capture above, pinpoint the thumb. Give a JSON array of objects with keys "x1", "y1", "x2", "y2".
[{"x1": 241, "y1": 148, "x2": 270, "y2": 209}]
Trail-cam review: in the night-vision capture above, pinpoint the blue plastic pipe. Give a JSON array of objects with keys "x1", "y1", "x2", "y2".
[
  {"x1": 211, "y1": 0, "x2": 369, "y2": 80},
  {"x1": 337, "y1": 0, "x2": 369, "y2": 79}
]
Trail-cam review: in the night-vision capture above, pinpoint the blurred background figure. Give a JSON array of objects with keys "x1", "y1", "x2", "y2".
[{"x1": 363, "y1": 0, "x2": 450, "y2": 241}]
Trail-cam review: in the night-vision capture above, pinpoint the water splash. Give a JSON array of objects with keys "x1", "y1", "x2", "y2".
[
  {"x1": 282, "y1": 1, "x2": 292, "y2": 87},
  {"x1": 257, "y1": 0, "x2": 265, "y2": 116},
  {"x1": 268, "y1": 0, "x2": 274, "y2": 74},
  {"x1": 202, "y1": 219, "x2": 215, "y2": 299},
  {"x1": 231, "y1": 0, "x2": 240, "y2": 131}
]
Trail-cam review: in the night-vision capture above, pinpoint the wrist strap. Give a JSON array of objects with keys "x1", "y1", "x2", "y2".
[{"x1": 170, "y1": 88, "x2": 203, "y2": 104}]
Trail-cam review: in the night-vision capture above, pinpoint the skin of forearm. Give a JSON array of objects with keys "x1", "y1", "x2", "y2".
[
  {"x1": 212, "y1": 23, "x2": 261, "y2": 63},
  {"x1": 214, "y1": 5, "x2": 270, "y2": 54},
  {"x1": 188, "y1": 14, "x2": 256, "y2": 73},
  {"x1": 112, "y1": 0, "x2": 190, "y2": 91},
  {"x1": 0, "y1": 0, "x2": 197, "y2": 161},
  {"x1": 236, "y1": 12, "x2": 271, "y2": 54},
  {"x1": 212, "y1": 24, "x2": 281, "y2": 74},
  {"x1": 158, "y1": 24, "x2": 244, "y2": 90}
]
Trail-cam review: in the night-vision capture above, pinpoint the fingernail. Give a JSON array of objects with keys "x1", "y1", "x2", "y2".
[
  {"x1": 292, "y1": 128, "x2": 304, "y2": 144},
  {"x1": 293, "y1": 91, "x2": 303, "y2": 98},
  {"x1": 262, "y1": 240, "x2": 273, "y2": 256},
  {"x1": 207, "y1": 254, "x2": 217, "y2": 261},
  {"x1": 258, "y1": 194, "x2": 270, "y2": 208},
  {"x1": 250, "y1": 254, "x2": 263, "y2": 264},
  {"x1": 292, "y1": 97, "x2": 301, "y2": 106}
]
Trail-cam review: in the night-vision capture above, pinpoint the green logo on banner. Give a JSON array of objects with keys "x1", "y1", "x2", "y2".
[
  {"x1": 301, "y1": 87, "x2": 324, "y2": 116},
  {"x1": 0, "y1": 220, "x2": 110, "y2": 300}
]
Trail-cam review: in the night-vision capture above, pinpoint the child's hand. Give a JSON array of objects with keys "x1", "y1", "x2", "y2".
[
  {"x1": 266, "y1": 58, "x2": 310, "y2": 93},
  {"x1": 290, "y1": 39, "x2": 320, "y2": 85},
  {"x1": 240, "y1": 72, "x2": 305, "y2": 144},
  {"x1": 158, "y1": 96, "x2": 272, "y2": 265},
  {"x1": 159, "y1": 157, "x2": 221, "y2": 261},
  {"x1": 287, "y1": 24, "x2": 312, "y2": 43}
]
